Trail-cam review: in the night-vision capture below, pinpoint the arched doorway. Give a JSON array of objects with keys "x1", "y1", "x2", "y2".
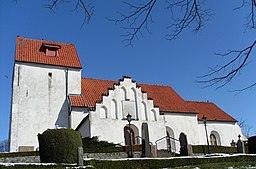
[
  {"x1": 210, "y1": 131, "x2": 221, "y2": 146},
  {"x1": 166, "y1": 126, "x2": 176, "y2": 152},
  {"x1": 179, "y1": 133, "x2": 188, "y2": 156},
  {"x1": 123, "y1": 124, "x2": 139, "y2": 145}
]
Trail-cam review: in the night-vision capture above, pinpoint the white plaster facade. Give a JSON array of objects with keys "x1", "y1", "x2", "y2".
[
  {"x1": 9, "y1": 62, "x2": 81, "y2": 152},
  {"x1": 9, "y1": 37, "x2": 246, "y2": 153}
]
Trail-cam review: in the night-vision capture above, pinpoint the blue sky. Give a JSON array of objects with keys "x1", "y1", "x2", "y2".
[{"x1": 0, "y1": 1, "x2": 255, "y2": 142}]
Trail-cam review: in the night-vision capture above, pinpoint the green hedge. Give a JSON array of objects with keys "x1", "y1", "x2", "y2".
[
  {"x1": 84, "y1": 155, "x2": 256, "y2": 169},
  {"x1": 82, "y1": 136, "x2": 142, "y2": 153},
  {"x1": 192, "y1": 145, "x2": 237, "y2": 154},
  {"x1": 38, "y1": 128, "x2": 82, "y2": 163},
  {"x1": 0, "y1": 151, "x2": 39, "y2": 158}
]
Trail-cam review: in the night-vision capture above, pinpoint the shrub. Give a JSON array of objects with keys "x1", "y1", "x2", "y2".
[
  {"x1": 192, "y1": 145, "x2": 237, "y2": 154},
  {"x1": 82, "y1": 136, "x2": 142, "y2": 153},
  {"x1": 38, "y1": 128, "x2": 82, "y2": 163}
]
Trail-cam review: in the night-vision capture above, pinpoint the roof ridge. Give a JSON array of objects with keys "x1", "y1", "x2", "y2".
[
  {"x1": 16, "y1": 36, "x2": 74, "y2": 46},
  {"x1": 82, "y1": 77, "x2": 117, "y2": 82},
  {"x1": 187, "y1": 100, "x2": 214, "y2": 104},
  {"x1": 137, "y1": 82, "x2": 170, "y2": 87}
]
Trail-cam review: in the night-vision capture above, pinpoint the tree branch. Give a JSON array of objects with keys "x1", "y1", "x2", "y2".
[
  {"x1": 108, "y1": 0, "x2": 157, "y2": 46},
  {"x1": 197, "y1": 40, "x2": 256, "y2": 90},
  {"x1": 165, "y1": 0, "x2": 211, "y2": 40},
  {"x1": 45, "y1": 0, "x2": 94, "y2": 28}
]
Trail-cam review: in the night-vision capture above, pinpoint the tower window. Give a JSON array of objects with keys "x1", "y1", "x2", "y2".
[
  {"x1": 41, "y1": 43, "x2": 61, "y2": 57},
  {"x1": 48, "y1": 72, "x2": 52, "y2": 78}
]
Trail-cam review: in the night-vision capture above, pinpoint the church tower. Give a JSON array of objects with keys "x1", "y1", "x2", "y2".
[{"x1": 9, "y1": 37, "x2": 82, "y2": 152}]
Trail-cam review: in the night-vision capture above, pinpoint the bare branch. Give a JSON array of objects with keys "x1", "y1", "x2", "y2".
[
  {"x1": 165, "y1": 0, "x2": 212, "y2": 40},
  {"x1": 234, "y1": 0, "x2": 256, "y2": 30},
  {"x1": 45, "y1": 0, "x2": 94, "y2": 28},
  {"x1": 197, "y1": 40, "x2": 256, "y2": 89},
  {"x1": 108, "y1": 0, "x2": 157, "y2": 46}
]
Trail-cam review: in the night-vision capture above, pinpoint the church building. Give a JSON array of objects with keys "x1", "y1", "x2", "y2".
[{"x1": 9, "y1": 37, "x2": 245, "y2": 152}]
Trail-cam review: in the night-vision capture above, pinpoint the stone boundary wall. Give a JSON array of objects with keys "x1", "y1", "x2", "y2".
[
  {"x1": 0, "y1": 151, "x2": 142, "y2": 163},
  {"x1": 0, "y1": 156, "x2": 40, "y2": 163},
  {"x1": 84, "y1": 151, "x2": 142, "y2": 159}
]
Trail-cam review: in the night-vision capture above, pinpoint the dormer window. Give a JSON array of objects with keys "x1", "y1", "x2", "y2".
[{"x1": 41, "y1": 43, "x2": 61, "y2": 57}]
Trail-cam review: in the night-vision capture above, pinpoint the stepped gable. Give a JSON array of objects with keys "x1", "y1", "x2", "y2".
[
  {"x1": 15, "y1": 37, "x2": 82, "y2": 68},
  {"x1": 187, "y1": 101, "x2": 237, "y2": 122},
  {"x1": 70, "y1": 77, "x2": 196, "y2": 113}
]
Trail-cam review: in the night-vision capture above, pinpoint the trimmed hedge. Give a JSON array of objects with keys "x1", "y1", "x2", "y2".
[
  {"x1": 82, "y1": 136, "x2": 142, "y2": 153},
  {"x1": 38, "y1": 128, "x2": 82, "y2": 163},
  {"x1": 192, "y1": 145, "x2": 237, "y2": 154},
  {"x1": 84, "y1": 155, "x2": 256, "y2": 169},
  {"x1": 0, "y1": 151, "x2": 39, "y2": 158}
]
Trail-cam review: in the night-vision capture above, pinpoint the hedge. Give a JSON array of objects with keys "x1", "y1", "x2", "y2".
[
  {"x1": 84, "y1": 155, "x2": 256, "y2": 169},
  {"x1": 0, "y1": 151, "x2": 39, "y2": 158},
  {"x1": 82, "y1": 136, "x2": 142, "y2": 153},
  {"x1": 38, "y1": 128, "x2": 82, "y2": 163},
  {"x1": 192, "y1": 145, "x2": 249, "y2": 154}
]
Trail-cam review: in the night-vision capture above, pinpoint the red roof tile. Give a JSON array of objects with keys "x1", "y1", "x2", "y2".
[
  {"x1": 15, "y1": 37, "x2": 82, "y2": 68},
  {"x1": 187, "y1": 101, "x2": 236, "y2": 122},
  {"x1": 70, "y1": 78, "x2": 196, "y2": 113}
]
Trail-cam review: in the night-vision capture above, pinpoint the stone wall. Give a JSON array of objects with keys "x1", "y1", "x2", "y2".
[
  {"x1": 84, "y1": 151, "x2": 141, "y2": 159},
  {"x1": 0, "y1": 156, "x2": 40, "y2": 163}
]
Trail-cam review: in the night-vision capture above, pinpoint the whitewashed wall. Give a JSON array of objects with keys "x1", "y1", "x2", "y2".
[
  {"x1": 9, "y1": 62, "x2": 81, "y2": 152},
  {"x1": 163, "y1": 112, "x2": 199, "y2": 145},
  {"x1": 86, "y1": 78, "x2": 166, "y2": 147},
  {"x1": 70, "y1": 107, "x2": 89, "y2": 129},
  {"x1": 197, "y1": 121, "x2": 246, "y2": 146}
]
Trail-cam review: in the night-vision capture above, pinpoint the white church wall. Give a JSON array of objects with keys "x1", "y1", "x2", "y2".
[
  {"x1": 87, "y1": 78, "x2": 166, "y2": 147},
  {"x1": 78, "y1": 116, "x2": 91, "y2": 138},
  {"x1": 70, "y1": 107, "x2": 89, "y2": 129},
  {"x1": 197, "y1": 121, "x2": 246, "y2": 146},
  {"x1": 163, "y1": 112, "x2": 199, "y2": 145},
  {"x1": 9, "y1": 62, "x2": 81, "y2": 152},
  {"x1": 68, "y1": 68, "x2": 81, "y2": 95}
]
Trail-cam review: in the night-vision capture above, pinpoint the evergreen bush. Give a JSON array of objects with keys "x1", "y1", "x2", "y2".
[
  {"x1": 82, "y1": 136, "x2": 142, "y2": 153},
  {"x1": 38, "y1": 128, "x2": 82, "y2": 163}
]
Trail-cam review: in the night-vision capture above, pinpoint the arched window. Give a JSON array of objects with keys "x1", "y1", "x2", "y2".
[
  {"x1": 111, "y1": 99, "x2": 118, "y2": 119},
  {"x1": 210, "y1": 131, "x2": 221, "y2": 145},
  {"x1": 141, "y1": 102, "x2": 148, "y2": 121},
  {"x1": 150, "y1": 109, "x2": 157, "y2": 121},
  {"x1": 99, "y1": 106, "x2": 107, "y2": 118}
]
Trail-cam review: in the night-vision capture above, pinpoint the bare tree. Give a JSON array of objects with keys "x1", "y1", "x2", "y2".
[
  {"x1": 197, "y1": 0, "x2": 256, "y2": 91},
  {"x1": 108, "y1": 0, "x2": 211, "y2": 46},
  {"x1": 13, "y1": 0, "x2": 256, "y2": 90},
  {"x1": 197, "y1": 40, "x2": 256, "y2": 91}
]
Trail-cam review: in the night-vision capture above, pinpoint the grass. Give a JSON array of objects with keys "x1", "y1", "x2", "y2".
[{"x1": 169, "y1": 162, "x2": 256, "y2": 169}]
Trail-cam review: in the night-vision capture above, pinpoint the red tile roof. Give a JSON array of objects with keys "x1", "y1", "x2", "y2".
[
  {"x1": 70, "y1": 78, "x2": 236, "y2": 122},
  {"x1": 70, "y1": 78, "x2": 196, "y2": 113},
  {"x1": 187, "y1": 101, "x2": 236, "y2": 122},
  {"x1": 15, "y1": 37, "x2": 82, "y2": 68}
]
